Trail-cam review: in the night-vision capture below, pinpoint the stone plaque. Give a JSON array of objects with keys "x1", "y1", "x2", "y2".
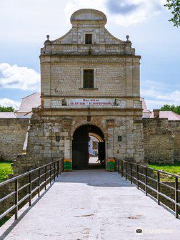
[{"x1": 69, "y1": 99, "x2": 113, "y2": 107}]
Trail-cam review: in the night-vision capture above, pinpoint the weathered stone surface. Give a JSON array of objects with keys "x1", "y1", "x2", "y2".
[
  {"x1": 0, "y1": 119, "x2": 29, "y2": 161},
  {"x1": 143, "y1": 118, "x2": 180, "y2": 163}
]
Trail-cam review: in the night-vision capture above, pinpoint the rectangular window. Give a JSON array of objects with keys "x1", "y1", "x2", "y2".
[
  {"x1": 85, "y1": 34, "x2": 92, "y2": 44},
  {"x1": 83, "y1": 69, "x2": 94, "y2": 88}
]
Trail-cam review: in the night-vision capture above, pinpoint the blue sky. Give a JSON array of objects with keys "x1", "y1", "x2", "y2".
[{"x1": 0, "y1": 0, "x2": 180, "y2": 110}]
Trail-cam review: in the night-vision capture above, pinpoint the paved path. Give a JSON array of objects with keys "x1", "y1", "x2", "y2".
[{"x1": 1, "y1": 170, "x2": 180, "y2": 240}]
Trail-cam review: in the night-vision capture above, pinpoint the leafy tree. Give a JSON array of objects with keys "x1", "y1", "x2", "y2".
[
  {"x1": 165, "y1": 0, "x2": 180, "y2": 27},
  {"x1": 161, "y1": 104, "x2": 180, "y2": 115},
  {"x1": 0, "y1": 106, "x2": 15, "y2": 112}
]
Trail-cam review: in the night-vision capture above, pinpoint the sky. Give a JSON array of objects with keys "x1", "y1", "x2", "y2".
[{"x1": 0, "y1": 0, "x2": 180, "y2": 110}]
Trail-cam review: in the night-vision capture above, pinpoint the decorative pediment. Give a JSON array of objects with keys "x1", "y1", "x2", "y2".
[{"x1": 70, "y1": 9, "x2": 107, "y2": 26}]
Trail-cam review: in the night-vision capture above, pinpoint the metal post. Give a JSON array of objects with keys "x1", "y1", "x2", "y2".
[
  {"x1": 121, "y1": 160, "x2": 124, "y2": 177},
  {"x1": 157, "y1": 171, "x2": 160, "y2": 205},
  {"x1": 130, "y1": 163, "x2": 132, "y2": 184},
  {"x1": 45, "y1": 166, "x2": 47, "y2": 190},
  {"x1": 137, "y1": 165, "x2": 139, "y2": 189},
  {"x1": 50, "y1": 163, "x2": 52, "y2": 185},
  {"x1": 57, "y1": 161, "x2": 59, "y2": 178},
  {"x1": 53, "y1": 162, "x2": 56, "y2": 181},
  {"x1": 15, "y1": 179, "x2": 18, "y2": 220},
  {"x1": 29, "y1": 173, "x2": 32, "y2": 206},
  {"x1": 38, "y1": 168, "x2": 40, "y2": 197},
  {"x1": 125, "y1": 162, "x2": 127, "y2": 180},
  {"x1": 118, "y1": 159, "x2": 119, "y2": 174},
  {"x1": 175, "y1": 176, "x2": 179, "y2": 218},
  {"x1": 145, "y1": 167, "x2": 148, "y2": 196}
]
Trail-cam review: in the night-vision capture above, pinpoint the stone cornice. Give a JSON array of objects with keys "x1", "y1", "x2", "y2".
[
  {"x1": 42, "y1": 95, "x2": 141, "y2": 99},
  {"x1": 40, "y1": 54, "x2": 141, "y2": 59}
]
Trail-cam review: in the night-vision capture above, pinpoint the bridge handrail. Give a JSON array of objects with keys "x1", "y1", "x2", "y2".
[
  {"x1": 118, "y1": 159, "x2": 180, "y2": 219},
  {"x1": 0, "y1": 159, "x2": 64, "y2": 222}
]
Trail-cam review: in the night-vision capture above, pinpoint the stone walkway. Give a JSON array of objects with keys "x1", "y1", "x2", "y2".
[{"x1": 1, "y1": 170, "x2": 180, "y2": 240}]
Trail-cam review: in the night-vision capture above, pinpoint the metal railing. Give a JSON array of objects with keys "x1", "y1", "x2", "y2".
[
  {"x1": 0, "y1": 159, "x2": 63, "y2": 221},
  {"x1": 118, "y1": 160, "x2": 180, "y2": 219}
]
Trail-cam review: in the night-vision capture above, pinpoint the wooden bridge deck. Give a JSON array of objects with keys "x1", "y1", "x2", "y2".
[{"x1": 1, "y1": 170, "x2": 180, "y2": 240}]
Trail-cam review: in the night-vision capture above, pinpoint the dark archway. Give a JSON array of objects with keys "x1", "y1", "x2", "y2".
[{"x1": 72, "y1": 125, "x2": 105, "y2": 170}]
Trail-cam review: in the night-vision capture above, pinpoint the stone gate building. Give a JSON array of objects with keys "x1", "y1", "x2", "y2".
[
  {"x1": 24, "y1": 8, "x2": 144, "y2": 169},
  {"x1": 1, "y1": 10, "x2": 180, "y2": 171}
]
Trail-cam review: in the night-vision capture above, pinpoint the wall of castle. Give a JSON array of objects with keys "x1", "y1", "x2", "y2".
[
  {"x1": 1, "y1": 116, "x2": 179, "y2": 168},
  {"x1": 0, "y1": 119, "x2": 29, "y2": 161},
  {"x1": 40, "y1": 56, "x2": 140, "y2": 104},
  {"x1": 168, "y1": 121, "x2": 180, "y2": 162},
  {"x1": 143, "y1": 118, "x2": 180, "y2": 164},
  {"x1": 15, "y1": 109, "x2": 143, "y2": 174}
]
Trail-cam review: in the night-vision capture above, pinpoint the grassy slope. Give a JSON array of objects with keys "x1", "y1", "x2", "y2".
[
  {"x1": 0, "y1": 162, "x2": 13, "y2": 226},
  {"x1": 0, "y1": 162, "x2": 13, "y2": 182},
  {"x1": 148, "y1": 162, "x2": 180, "y2": 176}
]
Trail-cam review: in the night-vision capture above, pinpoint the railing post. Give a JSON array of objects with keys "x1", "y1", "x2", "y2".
[
  {"x1": 175, "y1": 176, "x2": 179, "y2": 218},
  {"x1": 145, "y1": 167, "x2": 148, "y2": 196},
  {"x1": 50, "y1": 163, "x2": 52, "y2": 185},
  {"x1": 125, "y1": 162, "x2": 127, "y2": 180},
  {"x1": 29, "y1": 172, "x2": 32, "y2": 206},
  {"x1": 53, "y1": 162, "x2": 56, "y2": 181},
  {"x1": 118, "y1": 159, "x2": 121, "y2": 174},
  {"x1": 15, "y1": 179, "x2": 18, "y2": 220},
  {"x1": 157, "y1": 171, "x2": 160, "y2": 205},
  {"x1": 130, "y1": 163, "x2": 132, "y2": 184},
  {"x1": 121, "y1": 160, "x2": 124, "y2": 177},
  {"x1": 57, "y1": 161, "x2": 59, "y2": 178},
  {"x1": 45, "y1": 166, "x2": 47, "y2": 190},
  {"x1": 38, "y1": 168, "x2": 40, "y2": 197},
  {"x1": 137, "y1": 165, "x2": 139, "y2": 189}
]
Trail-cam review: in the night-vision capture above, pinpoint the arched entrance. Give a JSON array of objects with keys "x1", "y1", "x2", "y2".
[{"x1": 72, "y1": 125, "x2": 105, "y2": 169}]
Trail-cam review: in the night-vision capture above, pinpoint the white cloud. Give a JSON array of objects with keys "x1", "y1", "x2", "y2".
[
  {"x1": 64, "y1": 0, "x2": 106, "y2": 21},
  {"x1": 0, "y1": 63, "x2": 40, "y2": 90},
  {"x1": 0, "y1": 98, "x2": 20, "y2": 109},
  {"x1": 64, "y1": 0, "x2": 166, "y2": 26},
  {"x1": 106, "y1": 0, "x2": 166, "y2": 26},
  {"x1": 0, "y1": 0, "x2": 168, "y2": 43},
  {"x1": 141, "y1": 80, "x2": 180, "y2": 110}
]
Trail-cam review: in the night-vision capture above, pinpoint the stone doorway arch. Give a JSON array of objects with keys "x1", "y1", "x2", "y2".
[{"x1": 72, "y1": 124, "x2": 105, "y2": 169}]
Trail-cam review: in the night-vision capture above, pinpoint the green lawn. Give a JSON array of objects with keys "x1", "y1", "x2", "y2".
[
  {"x1": 0, "y1": 161, "x2": 13, "y2": 182},
  {"x1": 148, "y1": 162, "x2": 180, "y2": 176},
  {"x1": 148, "y1": 162, "x2": 180, "y2": 182}
]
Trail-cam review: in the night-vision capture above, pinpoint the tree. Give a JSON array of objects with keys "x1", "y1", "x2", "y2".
[
  {"x1": 0, "y1": 106, "x2": 15, "y2": 112},
  {"x1": 161, "y1": 104, "x2": 180, "y2": 115},
  {"x1": 165, "y1": 0, "x2": 180, "y2": 27}
]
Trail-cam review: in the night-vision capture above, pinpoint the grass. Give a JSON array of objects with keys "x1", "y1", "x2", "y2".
[
  {"x1": 0, "y1": 161, "x2": 13, "y2": 182},
  {"x1": 148, "y1": 162, "x2": 180, "y2": 175},
  {"x1": 148, "y1": 162, "x2": 180, "y2": 181},
  {"x1": 0, "y1": 216, "x2": 10, "y2": 227},
  {"x1": 0, "y1": 162, "x2": 13, "y2": 227}
]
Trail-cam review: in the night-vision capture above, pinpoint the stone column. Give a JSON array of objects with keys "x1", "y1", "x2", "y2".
[
  {"x1": 106, "y1": 119, "x2": 115, "y2": 159},
  {"x1": 61, "y1": 119, "x2": 72, "y2": 159}
]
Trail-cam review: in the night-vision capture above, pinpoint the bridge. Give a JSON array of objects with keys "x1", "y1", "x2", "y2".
[{"x1": 0, "y1": 161, "x2": 180, "y2": 240}]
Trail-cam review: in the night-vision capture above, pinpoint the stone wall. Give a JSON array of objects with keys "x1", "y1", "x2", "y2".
[
  {"x1": 143, "y1": 118, "x2": 180, "y2": 163},
  {"x1": 11, "y1": 107, "x2": 144, "y2": 175},
  {"x1": 41, "y1": 57, "x2": 140, "y2": 102},
  {"x1": 168, "y1": 121, "x2": 180, "y2": 162},
  {"x1": 1, "y1": 116, "x2": 179, "y2": 168},
  {"x1": 0, "y1": 119, "x2": 29, "y2": 161}
]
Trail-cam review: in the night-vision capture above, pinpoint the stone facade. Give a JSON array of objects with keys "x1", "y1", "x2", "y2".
[
  {"x1": 143, "y1": 116, "x2": 180, "y2": 163},
  {"x1": 168, "y1": 121, "x2": 180, "y2": 162},
  {"x1": 25, "y1": 112, "x2": 144, "y2": 163},
  {"x1": 12, "y1": 9, "x2": 144, "y2": 172},
  {"x1": 0, "y1": 119, "x2": 29, "y2": 161}
]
